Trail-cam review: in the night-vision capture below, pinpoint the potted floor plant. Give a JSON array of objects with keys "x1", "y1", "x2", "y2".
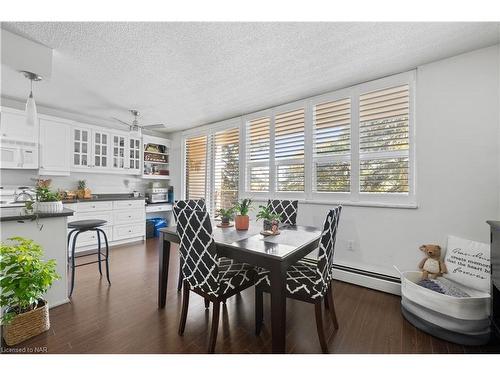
[
  {"x1": 31, "y1": 179, "x2": 63, "y2": 213},
  {"x1": 233, "y1": 198, "x2": 252, "y2": 230},
  {"x1": 256, "y1": 205, "x2": 282, "y2": 235},
  {"x1": 216, "y1": 207, "x2": 235, "y2": 227},
  {"x1": 1, "y1": 237, "x2": 60, "y2": 346}
]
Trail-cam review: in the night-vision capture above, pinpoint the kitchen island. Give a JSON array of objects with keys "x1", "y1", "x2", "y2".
[{"x1": 1, "y1": 208, "x2": 74, "y2": 307}]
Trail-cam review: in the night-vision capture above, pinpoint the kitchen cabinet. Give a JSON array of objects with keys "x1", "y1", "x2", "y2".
[
  {"x1": 0, "y1": 107, "x2": 38, "y2": 143},
  {"x1": 129, "y1": 137, "x2": 142, "y2": 173},
  {"x1": 65, "y1": 199, "x2": 145, "y2": 253},
  {"x1": 72, "y1": 126, "x2": 91, "y2": 169},
  {"x1": 39, "y1": 117, "x2": 71, "y2": 176},
  {"x1": 92, "y1": 130, "x2": 110, "y2": 169},
  {"x1": 112, "y1": 134, "x2": 126, "y2": 170}
]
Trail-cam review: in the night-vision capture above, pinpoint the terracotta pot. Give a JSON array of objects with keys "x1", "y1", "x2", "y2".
[{"x1": 235, "y1": 215, "x2": 249, "y2": 230}]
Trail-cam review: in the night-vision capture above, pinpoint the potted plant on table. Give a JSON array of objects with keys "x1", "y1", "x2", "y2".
[
  {"x1": 0, "y1": 237, "x2": 60, "y2": 346},
  {"x1": 29, "y1": 179, "x2": 63, "y2": 214},
  {"x1": 216, "y1": 207, "x2": 235, "y2": 227},
  {"x1": 233, "y1": 198, "x2": 252, "y2": 230},
  {"x1": 256, "y1": 205, "x2": 282, "y2": 235}
]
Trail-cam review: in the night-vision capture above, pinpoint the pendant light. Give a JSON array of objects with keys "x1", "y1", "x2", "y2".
[{"x1": 21, "y1": 71, "x2": 43, "y2": 127}]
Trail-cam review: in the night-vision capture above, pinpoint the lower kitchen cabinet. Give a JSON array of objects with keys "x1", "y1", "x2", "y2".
[{"x1": 65, "y1": 199, "x2": 145, "y2": 253}]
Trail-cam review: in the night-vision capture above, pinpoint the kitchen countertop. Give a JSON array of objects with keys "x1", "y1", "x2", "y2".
[
  {"x1": 62, "y1": 194, "x2": 145, "y2": 204},
  {"x1": 0, "y1": 208, "x2": 74, "y2": 222},
  {"x1": 487, "y1": 221, "x2": 500, "y2": 230}
]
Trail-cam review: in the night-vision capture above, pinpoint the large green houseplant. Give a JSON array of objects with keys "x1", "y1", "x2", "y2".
[{"x1": 0, "y1": 237, "x2": 60, "y2": 346}]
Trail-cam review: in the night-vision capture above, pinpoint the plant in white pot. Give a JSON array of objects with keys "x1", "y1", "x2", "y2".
[
  {"x1": 0, "y1": 237, "x2": 60, "y2": 346},
  {"x1": 30, "y1": 179, "x2": 63, "y2": 213}
]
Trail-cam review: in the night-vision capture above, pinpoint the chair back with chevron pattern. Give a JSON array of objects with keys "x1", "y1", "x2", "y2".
[
  {"x1": 174, "y1": 209, "x2": 220, "y2": 296},
  {"x1": 267, "y1": 199, "x2": 298, "y2": 225},
  {"x1": 173, "y1": 199, "x2": 207, "y2": 221},
  {"x1": 316, "y1": 206, "x2": 342, "y2": 294}
]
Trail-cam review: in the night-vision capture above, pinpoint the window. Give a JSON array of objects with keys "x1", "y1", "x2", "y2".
[
  {"x1": 275, "y1": 108, "x2": 305, "y2": 192},
  {"x1": 184, "y1": 124, "x2": 240, "y2": 213},
  {"x1": 313, "y1": 98, "x2": 351, "y2": 193},
  {"x1": 359, "y1": 84, "x2": 410, "y2": 193},
  {"x1": 213, "y1": 127, "x2": 239, "y2": 211},
  {"x1": 246, "y1": 117, "x2": 270, "y2": 192},
  {"x1": 185, "y1": 135, "x2": 207, "y2": 201},
  {"x1": 184, "y1": 71, "x2": 415, "y2": 208}
]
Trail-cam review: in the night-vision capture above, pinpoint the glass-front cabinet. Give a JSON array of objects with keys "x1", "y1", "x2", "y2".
[
  {"x1": 129, "y1": 137, "x2": 141, "y2": 172},
  {"x1": 70, "y1": 124, "x2": 142, "y2": 175},
  {"x1": 112, "y1": 135, "x2": 126, "y2": 169},
  {"x1": 93, "y1": 131, "x2": 109, "y2": 169},
  {"x1": 72, "y1": 127, "x2": 91, "y2": 168}
]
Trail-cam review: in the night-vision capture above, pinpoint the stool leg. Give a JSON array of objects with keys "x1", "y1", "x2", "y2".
[
  {"x1": 67, "y1": 229, "x2": 77, "y2": 263},
  {"x1": 69, "y1": 231, "x2": 81, "y2": 298},
  {"x1": 96, "y1": 229, "x2": 102, "y2": 276},
  {"x1": 99, "y1": 229, "x2": 111, "y2": 285}
]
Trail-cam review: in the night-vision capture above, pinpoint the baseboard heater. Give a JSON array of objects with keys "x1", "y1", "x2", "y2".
[{"x1": 331, "y1": 263, "x2": 402, "y2": 296}]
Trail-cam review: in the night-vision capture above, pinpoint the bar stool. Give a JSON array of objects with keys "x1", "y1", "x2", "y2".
[{"x1": 67, "y1": 219, "x2": 111, "y2": 297}]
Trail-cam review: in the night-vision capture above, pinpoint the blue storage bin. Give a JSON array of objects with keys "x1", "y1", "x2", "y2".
[{"x1": 150, "y1": 217, "x2": 168, "y2": 237}]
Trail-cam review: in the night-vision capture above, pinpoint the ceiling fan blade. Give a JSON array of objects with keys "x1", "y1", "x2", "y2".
[
  {"x1": 141, "y1": 123, "x2": 167, "y2": 129},
  {"x1": 111, "y1": 117, "x2": 132, "y2": 127}
]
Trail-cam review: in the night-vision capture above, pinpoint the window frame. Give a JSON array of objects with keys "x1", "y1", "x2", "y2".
[
  {"x1": 182, "y1": 117, "x2": 242, "y2": 212},
  {"x1": 182, "y1": 70, "x2": 416, "y2": 209}
]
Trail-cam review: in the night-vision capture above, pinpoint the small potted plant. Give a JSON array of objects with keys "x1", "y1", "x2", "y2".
[
  {"x1": 31, "y1": 179, "x2": 63, "y2": 213},
  {"x1": 77, "y1": 179, "x2": 92, "y2": 199},
  {"x1": 216, "y1": 207, "x2": 235, "y2": 227},
  {"x1": 233, "y1": 198, "x2": 252, "y2": 230},
  {"x1": 1, "y1": 237, "x2": 60, "y2": 346},
  {"x1": 256, "y1": 205, "x2": 282, "y2": 235}
]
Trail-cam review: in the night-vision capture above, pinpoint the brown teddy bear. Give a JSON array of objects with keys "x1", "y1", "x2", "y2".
[{"x1": 418, "y1": 244, "x2": 447, "y2": 279}]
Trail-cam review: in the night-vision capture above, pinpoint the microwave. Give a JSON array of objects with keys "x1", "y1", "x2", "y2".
[
  {"x1": 146, "y1": 188, "x2": 169, "y2": 203},
  {"x1": 0, "y1": 141, "x2": 38, "y2": 169}
]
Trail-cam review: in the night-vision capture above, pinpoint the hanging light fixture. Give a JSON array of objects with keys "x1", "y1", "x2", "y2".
[{"x1": 21, "y1": 71, "x2": 43, "y2": 127}]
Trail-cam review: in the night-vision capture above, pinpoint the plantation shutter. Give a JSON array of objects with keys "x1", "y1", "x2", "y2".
[
  {"x1": 359, "y1": 84, "x2": 410, "y2": 193},
  {"x1": 185, "y1": 135, "x2": 207, "y2": 200},
  {"x1": 213, "y1": 127, "x2": 239, "y2": 212},
  {"x1": 275, "y1": 108, "x2": 305, "y2": 192},
  {"x1": 313, "y1": 98, "x2": 351, "y2": 192},
  {"x1": 247, "y1": 117, "x2": 270, "y2": 192}
]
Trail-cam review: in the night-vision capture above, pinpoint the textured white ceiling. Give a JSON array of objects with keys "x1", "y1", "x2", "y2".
[{"x1": 1, "y1": 22, "x2": 499, "y2": 132}]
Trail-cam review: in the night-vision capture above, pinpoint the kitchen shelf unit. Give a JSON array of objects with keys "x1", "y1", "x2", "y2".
[{"x1": 142, "y1": 134, "x2": 170, "y2": 180}]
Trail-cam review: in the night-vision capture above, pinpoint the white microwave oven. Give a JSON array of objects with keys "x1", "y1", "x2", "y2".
[{"x1": 0, "y1": 141, "x2": 38, "y2": 169}]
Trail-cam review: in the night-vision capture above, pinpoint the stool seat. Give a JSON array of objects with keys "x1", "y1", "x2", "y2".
[{"x1": 68, "y1": 219, "x2": 107, "y2": 229}]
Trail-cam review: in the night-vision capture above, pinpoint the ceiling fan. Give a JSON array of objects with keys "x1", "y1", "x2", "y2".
[{"x1": 112, "y1": 110, "x2": 167, "y2": 132}]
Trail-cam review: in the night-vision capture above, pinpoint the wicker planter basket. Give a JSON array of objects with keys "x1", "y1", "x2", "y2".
[{"x1": 2, "y1": 300, "x2": 50, "y2": 346}]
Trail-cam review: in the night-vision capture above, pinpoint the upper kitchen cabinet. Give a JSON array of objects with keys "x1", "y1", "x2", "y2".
[
  {"x1": 128, "y1": 136, "x2": 142, "y2": 173},
  {"x1": 72, "y1": 126, "x2": 92, "y2": 170},
  {"x1": 92, "y1": 129, "x2": 110, "y2": 170},
  {"x1": 0, "y1": 107, "x2": 39, "y2": 169},
  {"x1": 39, "y1": 117, "x2": 71, "y2": 175},
  {"x1": 0, "y1": 107, "x2": 38, "y2": 143}
]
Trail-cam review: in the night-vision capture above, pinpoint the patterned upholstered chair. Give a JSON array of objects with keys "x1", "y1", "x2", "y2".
[
  {"x1": 173, "y1": 199, "x2": 207, "y2": 292},
  {"x1": 255, "y1": 206, "x2": 342, "y2": 353},
  {"x1": 175, "y1": 208, "x2": 257, "y2": 353},
  {"x1": 267, "y1": 199, "x2": 299, "y2": 225}
]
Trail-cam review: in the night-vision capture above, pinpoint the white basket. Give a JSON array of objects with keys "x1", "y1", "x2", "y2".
[{"x1": 34, "y1": 201, "x2": 64, "y2": 213}]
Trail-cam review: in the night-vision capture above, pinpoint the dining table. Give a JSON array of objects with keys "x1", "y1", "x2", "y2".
[{"x1": 158, "y1": 221, "x2": 322, "y2": 354}]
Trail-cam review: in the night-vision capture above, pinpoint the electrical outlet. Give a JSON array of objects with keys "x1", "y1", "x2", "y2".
[{"x1": 347, "y1": 240, "x2": 354, "y2": 251}]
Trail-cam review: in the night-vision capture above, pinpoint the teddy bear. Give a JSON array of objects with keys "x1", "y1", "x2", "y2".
[{"x1": 418, "y1": 244, "x2": 447, "y2": 279}]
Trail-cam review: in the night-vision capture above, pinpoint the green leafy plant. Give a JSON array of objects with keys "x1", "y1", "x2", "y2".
[
  {"x1": 0, "y1": 237, "x2": 60, "y2": 324},
  {"x1": 255, "y1": 205, "x2": 281, "y2": 222},
  {"x1": 233, "y1": 198, "x2": 252, "y2": 216},
  {"x1": 216, "y1": 207, "x2": 235, "y2": 222},
  {"x1": 35, "y1": 179, "x2": 62, "y2": 202},
  {"x1": 77, "y1": 180, "x2": 86, "y2": 190}
]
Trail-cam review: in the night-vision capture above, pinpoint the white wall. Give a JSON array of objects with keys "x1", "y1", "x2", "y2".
[{"x1": 169, "y1": 45, "x2": 500, "y2": 277}]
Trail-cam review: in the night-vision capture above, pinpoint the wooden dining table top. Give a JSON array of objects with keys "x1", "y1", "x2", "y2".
[{"x1": 159, "y1": 221, "x2": 322, "y2": 260}]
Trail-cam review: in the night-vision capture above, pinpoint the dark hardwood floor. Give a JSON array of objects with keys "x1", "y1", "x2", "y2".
[{"x1": 4, "y1": 238, "x2": 499, "y2": 354}]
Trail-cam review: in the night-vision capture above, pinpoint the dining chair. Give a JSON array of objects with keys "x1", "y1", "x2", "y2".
[
  {"x1": 173, "y1": 199, "x2": 207, "y2": 292},
  {"x1": 255, "y1": 206, "x2": 342, "y2": 353},
  {"x1": 267, "y1": 199, "x2": 299, "y2": 225},
  {"x1": 175, "y1": 208, "x2": 258, "y2": 353}
]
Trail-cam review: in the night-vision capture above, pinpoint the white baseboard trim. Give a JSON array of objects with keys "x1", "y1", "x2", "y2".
[
  {"x1": 332, "y1": 267, "x2": 401, "y2": 296},
  {"x1": 49, "y1": 298, "x2": 70, "y2": 309}
]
